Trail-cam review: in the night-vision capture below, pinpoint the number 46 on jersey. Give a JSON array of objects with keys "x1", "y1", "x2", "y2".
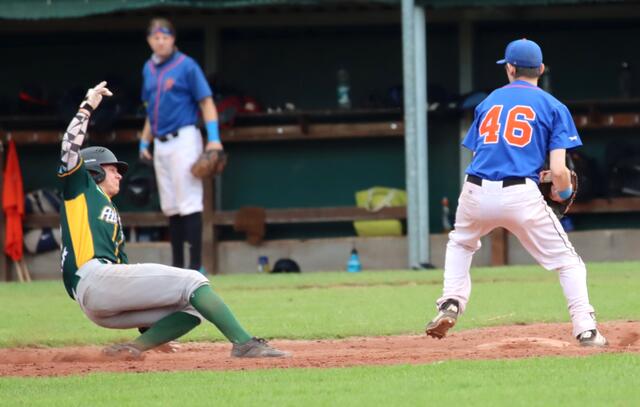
[{"x1": 479, "y1": 105, "x2": 535, "y2": 147}]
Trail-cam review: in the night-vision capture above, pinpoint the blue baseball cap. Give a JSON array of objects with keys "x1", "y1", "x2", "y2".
[{"x1": 496, "y1": 39, "x2": 543, "y2": 68}]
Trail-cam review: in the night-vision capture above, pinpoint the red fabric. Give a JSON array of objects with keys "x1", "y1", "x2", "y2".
[{"x1": 2, "y1": 140, "x2": 24, "y2": 261}]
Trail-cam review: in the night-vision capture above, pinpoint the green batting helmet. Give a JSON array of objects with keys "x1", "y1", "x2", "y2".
[{"x1": 80, "y1": 146, "x2": 128, "y2": 184}]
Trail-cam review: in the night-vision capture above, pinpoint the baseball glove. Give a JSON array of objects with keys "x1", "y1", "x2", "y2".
[
  {"x1": 191, "y1": 150, "x2": 227, "y2": 178},
  {"x1": 539, "y1": 170, "x2": 579, "y2": 219}
]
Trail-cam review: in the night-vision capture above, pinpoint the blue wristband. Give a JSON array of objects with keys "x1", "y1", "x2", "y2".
[
  {"x1": 205, "y1": 120, "x2": 221, "y2": 143},
  {"x1": 558, "y1": 186, "x2": 573, "y2": 200},
  {"x1": 139, "y1": 139, "x2": 150, "y2": 152}
]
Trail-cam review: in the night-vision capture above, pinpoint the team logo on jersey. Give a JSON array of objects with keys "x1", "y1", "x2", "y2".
[
  {"x1": 60, "y1": 246, "x2": 68, "y2": 272},
  {"x1": 569, "y1": 136, "x2": 578, "y2": 141},
  {"x1": 164, "y1": 78, "x2": 175, "y2": 91},
  {"x1": 99, "y1": 206, "x2": 119, "y2": 224}
]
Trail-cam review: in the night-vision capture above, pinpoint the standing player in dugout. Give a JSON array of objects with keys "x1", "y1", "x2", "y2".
[
  {"x1": 425, "y1": 39, "x2": 607, "y2": 347},
  {"x1": 138, "y1": 17, "x2": 220, "y2": 273},
  {"x1": 59, "y1": 81, "x2": 287, "y2": 359}
]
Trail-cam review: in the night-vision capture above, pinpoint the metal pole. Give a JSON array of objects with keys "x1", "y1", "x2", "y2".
[
  {"x1": 401, "y1": 0, "x2": 419, "y2": 268},
  {"x1": 204, "y1": 27, "x2": 222, "y2": 274},
  {"x1": 458, "y1": 20, "x2": 474, "y2": 187},
  {"x1": 414, "y1": 6, "x2": 430, "y2": 267}
]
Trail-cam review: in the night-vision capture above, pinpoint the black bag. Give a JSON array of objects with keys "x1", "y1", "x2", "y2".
[
  {"x1": 610, "y1": 156, "x2": 640, "y2": 197},
  {"x1": 605, "y1": 142, "x2": 640, "y2": 197},
  {"x1": 272, "y1": 258, "x2": 301, "y2": 273},
  {"x1": 567, "y1": 150, "x2": 599, "y2": 201},
  {"x1": 24, "y1": 188, "x2": 62, "y2": 254}
]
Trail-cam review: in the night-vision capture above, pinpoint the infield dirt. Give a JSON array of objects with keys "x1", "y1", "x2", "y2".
[{"x1": 1, "y1": 320, "x2": 638, "y2": 377}]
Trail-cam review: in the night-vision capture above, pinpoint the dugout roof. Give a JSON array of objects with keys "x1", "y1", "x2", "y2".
[{"x1": 0, "y1": 0, "x2": 624, "y2": 20}]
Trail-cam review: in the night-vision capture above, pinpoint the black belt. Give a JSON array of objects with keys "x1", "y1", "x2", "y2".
[
  {"x1": 156, "y1": 131, "x2": 179, "y2": 143},
  {"x1": 467, "y1": 175, "x2": 526, "y2": 188}
]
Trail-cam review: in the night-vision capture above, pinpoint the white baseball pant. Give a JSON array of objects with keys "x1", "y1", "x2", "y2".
[
  {"x1": 153, "y1": 125, "x2": 204, "y2": 216},
  {"x1": 437, "y1": 177, "x2": 597, "y2": 337},
  {"x1": 75, "y1": 259, "x2": 208, "y2": 329}
]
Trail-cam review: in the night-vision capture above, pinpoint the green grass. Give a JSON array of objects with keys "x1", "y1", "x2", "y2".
[
  {"x1": 1, "y1": 354, "x2": 638, "y2": 407},
  {"x1": 0, "y1": 261, "x2": 638, "y2": 347},
  {"x1": 1, "y1": 262, "x2": 639, "y2": 406}
]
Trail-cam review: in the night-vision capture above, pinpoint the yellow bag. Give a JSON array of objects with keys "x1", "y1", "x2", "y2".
[{"x1": 353, "y1": 187, "x2": 407, "y2": 236}]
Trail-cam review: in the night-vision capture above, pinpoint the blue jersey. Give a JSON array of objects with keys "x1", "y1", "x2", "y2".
[
  {"x1": 142, "y1": 51, "x2": 212, "y2": 137},
  {"x1": 462, "y1": 80, "x2": 581, "y2": 182}
]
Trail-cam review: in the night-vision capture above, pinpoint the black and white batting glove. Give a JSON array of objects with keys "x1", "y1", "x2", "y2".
[{"x1": 80, "y1": 81, "x2": 113, "y2": 113}]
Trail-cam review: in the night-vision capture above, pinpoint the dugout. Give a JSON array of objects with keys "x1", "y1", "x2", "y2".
[{"x1": 1, "y1": 0, "x2": 640, "y2": 278}]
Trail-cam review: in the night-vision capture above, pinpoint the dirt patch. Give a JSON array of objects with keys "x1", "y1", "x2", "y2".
[{"x1": 1, "y1": 320, "x2": 638, "y2": 377}]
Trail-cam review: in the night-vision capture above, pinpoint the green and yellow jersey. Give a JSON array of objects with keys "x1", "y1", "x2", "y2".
[{"x1": 59, "y1": 160, "x2": 128, "y2": 299}]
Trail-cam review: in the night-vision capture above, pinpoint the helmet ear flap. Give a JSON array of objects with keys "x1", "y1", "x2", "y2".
[{"x1": 88, "y1": 169, "x2": 105, "y2": 184}]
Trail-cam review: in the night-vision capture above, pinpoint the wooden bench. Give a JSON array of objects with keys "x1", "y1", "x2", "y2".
[
  {"x1": 212, "y1": 206, "x2": 406, "y2": 225},
  {"x1": 8, "y1": 206, "x2": 407, "y2": 280},
  {"x1": 489, "y1": 197, "x2": 640, "y2": 266},
  {"x1": 23, "y1": 207, "x2": 407, "y2": 232}
]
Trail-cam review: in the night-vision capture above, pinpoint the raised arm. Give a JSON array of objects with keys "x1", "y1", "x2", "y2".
[{"x1": 60, "y1": 81, "x2": 113, "y2": 172}]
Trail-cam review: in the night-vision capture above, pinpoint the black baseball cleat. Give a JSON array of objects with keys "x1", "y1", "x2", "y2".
[
  {"x1": 426, "y1": 299, "x2": 460, "y2": 339},
  {"x1": 577, "y1": 329, "x2": 608, "y2": 347},
  {"x1": 231, "y1": 337, "x2": 290, "y2": 358}
]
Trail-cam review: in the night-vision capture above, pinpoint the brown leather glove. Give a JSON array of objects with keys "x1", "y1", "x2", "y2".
[
  {"x1": 539, "y1": 170, "x2": 578, "y2": 219},
  {"x1": 191, "y1": 150, "x2": 227, "y2": 178}
]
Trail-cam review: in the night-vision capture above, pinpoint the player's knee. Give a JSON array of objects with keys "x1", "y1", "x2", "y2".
[
  {"x1": 184, "y1": 269, "x2": 208, "y2": 284},
  {"x1": 448, "y1": 238, "x2": 481, "y2": 252},
  {"x1": 555, "y1": 262, "x2": 586, "y2": 275},
  {"x1": 184, "y1": 269, "x2": 209, "y2": 295}
]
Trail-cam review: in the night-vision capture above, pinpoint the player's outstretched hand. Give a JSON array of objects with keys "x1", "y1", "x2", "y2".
[{"x1": 83, "y1": 81, "x2": 113, "y2": 110}]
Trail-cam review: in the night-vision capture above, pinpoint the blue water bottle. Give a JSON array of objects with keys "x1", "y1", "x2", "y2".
[
  {"x1": 337, "y1": 67, "x2": 352, "y2": 109},
  {"x1": 347, "y1": 248, "x2": 362, "y2": 273}
]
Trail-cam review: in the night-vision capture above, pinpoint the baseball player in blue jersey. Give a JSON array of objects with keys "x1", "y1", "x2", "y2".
[
  {"x1": 139, "y1": 17, "x2": 221, "y2": 273},
  {"x1": 60, "y1": 82, "x2": 287, "y2": 359},
  {"x1": 425, "y1": 39, "x2": 607, "y2": 347}
]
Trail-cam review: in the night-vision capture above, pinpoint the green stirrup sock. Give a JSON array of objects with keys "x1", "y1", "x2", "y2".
[
  {"x1": 189, "y1": 285, "x2": 252, "y2": 344},
  {"x1": 134, "y1": 311, "x2": 201, "y2": 351}
]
